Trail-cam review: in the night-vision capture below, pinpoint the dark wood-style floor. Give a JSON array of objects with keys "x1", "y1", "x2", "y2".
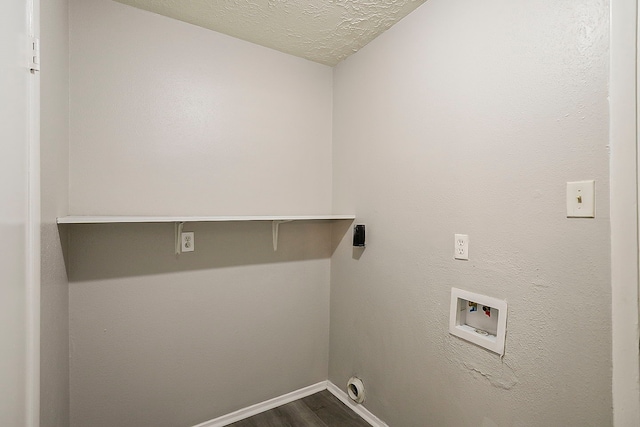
[{"x1": 227, "y1": 390, "x2": 371, "y2": 427}]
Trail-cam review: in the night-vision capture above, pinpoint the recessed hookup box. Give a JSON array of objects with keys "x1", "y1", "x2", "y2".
[{"x1": 449, "y1": 287, "x2": 508, "y2": 355}]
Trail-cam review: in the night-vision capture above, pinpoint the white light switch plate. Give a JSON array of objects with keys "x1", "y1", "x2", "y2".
[{"x1": 566, "y1": 180, "x2": 595, "y2": 218}]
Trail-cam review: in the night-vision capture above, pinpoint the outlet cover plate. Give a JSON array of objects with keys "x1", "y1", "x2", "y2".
[
  {"x1": 454, "y1": 234, "x2": 469, "y2": 260},
  {"x1": 181, "y1": 231, "x2": 195, "y2": 252}
]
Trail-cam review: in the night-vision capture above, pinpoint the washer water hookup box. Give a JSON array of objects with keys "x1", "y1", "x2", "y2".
[{"x1": 449, "y1": 288, "x2": 508, "y2": 355}]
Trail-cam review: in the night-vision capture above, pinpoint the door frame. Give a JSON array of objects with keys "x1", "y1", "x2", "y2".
[
  {"x1": 26, "y1": 0, "x2": 40, "y2": 425},
  {"x1": 610, "y1": 0, "x2": 640, "y2": 425}
]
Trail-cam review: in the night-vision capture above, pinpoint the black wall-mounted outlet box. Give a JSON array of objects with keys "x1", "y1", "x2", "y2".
[{"x1": 353, "y1": 224, "x2": 366, "y2": 247}]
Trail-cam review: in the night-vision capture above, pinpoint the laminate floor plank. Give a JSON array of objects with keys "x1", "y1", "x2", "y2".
[
  {"x1": 229, "y1": 409, "x2": 283, "y2": 427},
  {"x1": 227, "y1": 390, "x2": 370, "y2": 427},
  {"x1": 226, "y1": 417, "x2": 256, "y2": 427},
  {"x1": 227, "y1": 399, "x2": 326, "y2": 427},
  {"x1": 275, "y1": 400, "x2": 327, "y2": 426},
  {"x1": 301, "y1": 390, "x2": 371, "y2": 427}
]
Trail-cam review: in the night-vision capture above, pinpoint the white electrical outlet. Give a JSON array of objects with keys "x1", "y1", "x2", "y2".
[
  {"x1": 454, "y1": 234, "x2": 469, "y2": 260},
  {"x1": 181, "y1": 232, "x2": 195, "y2": 252}
]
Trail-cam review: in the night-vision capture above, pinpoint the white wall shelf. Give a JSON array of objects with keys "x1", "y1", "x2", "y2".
[
  {"x1": 56, "y1": 214, "x2": 356, "y2": 253},
  {"x1": 56, "y1": 215, "x2": 355, "y2": 224}
]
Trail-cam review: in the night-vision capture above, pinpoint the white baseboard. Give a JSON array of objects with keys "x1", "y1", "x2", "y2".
[
  {"x1": 326, "y1": 381, "x2": 389, "y2": 427},
  {"x1": 192, "y1": 381, "x2": 328, "y2": 427}
]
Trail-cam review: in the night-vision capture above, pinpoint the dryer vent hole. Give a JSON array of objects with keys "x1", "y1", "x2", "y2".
[
  {"x1": 347, "y1": 376, "x2": 365, "y2": 403},
  {"x1": 349, "y1": 384, "x2": 358, "y2": 397}
]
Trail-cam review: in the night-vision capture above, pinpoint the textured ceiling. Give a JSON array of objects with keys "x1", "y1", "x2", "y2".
[{"x1": 113, "y1": 0, "x2": 427, "y2": 66}]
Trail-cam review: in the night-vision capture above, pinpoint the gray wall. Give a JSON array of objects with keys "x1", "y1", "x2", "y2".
[
  {"x1": 68, "y1": 0, "x2": 332, "y2": 216},
  {"x1": 62, "y1": 0, "x2": 615, "y2": 426},
  {"x1": 40, "y1": 0, "x2": 70, "y2": 425},
  {"x1": 330, "y1": 0, "x2": 612, "y2": 426},
  {"x1": 68, "y1": 1, "x2": 334, "y2": 426},
  {"x1": 68, "y1": 222, "x2": 335, "y2": 427}
]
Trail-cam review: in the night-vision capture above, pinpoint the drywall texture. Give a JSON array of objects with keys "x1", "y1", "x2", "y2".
[
  {"x1": 114, "y1": 0, "x2": 427, "y2": 66},
  {"x1": 330, "y1": 0, "x2": 612, "y2": 426},
  {"x1": 68, "y1": 1, "x2": 334, "y2": 426},
  {"x1": 40, "y1": 0, "x2": 70, "y2": 426},
  {"x1": 70, "y1": 0, "x2": 333, "y2": 216}
]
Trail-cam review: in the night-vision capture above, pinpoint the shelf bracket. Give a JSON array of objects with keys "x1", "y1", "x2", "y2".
[
  {"x1": 272, "y1": 220, "x2": 293, "y2": 251},
  {"x1": 175, "y1": 222, "x2": 185, "y2": 255}
]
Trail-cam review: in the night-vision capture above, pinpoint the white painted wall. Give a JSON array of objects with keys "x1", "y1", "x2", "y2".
[
  {"x1": 330, "y1": 0, "x2": 612, "y2": 426},
  {"x1": 68, "y1": 1, "x2": 334, "y2": 426},
  {"x1": 40, "y1": 0, "x2": 70, "y2": 425}
]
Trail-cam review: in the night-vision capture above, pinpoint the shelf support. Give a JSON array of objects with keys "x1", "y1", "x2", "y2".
[
  {"x1": 175, "y1": 222, "x2": 185, "y2": 255},
  {"x1": 272, "y1": 220, "x2": 293, "y2": 251}
]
